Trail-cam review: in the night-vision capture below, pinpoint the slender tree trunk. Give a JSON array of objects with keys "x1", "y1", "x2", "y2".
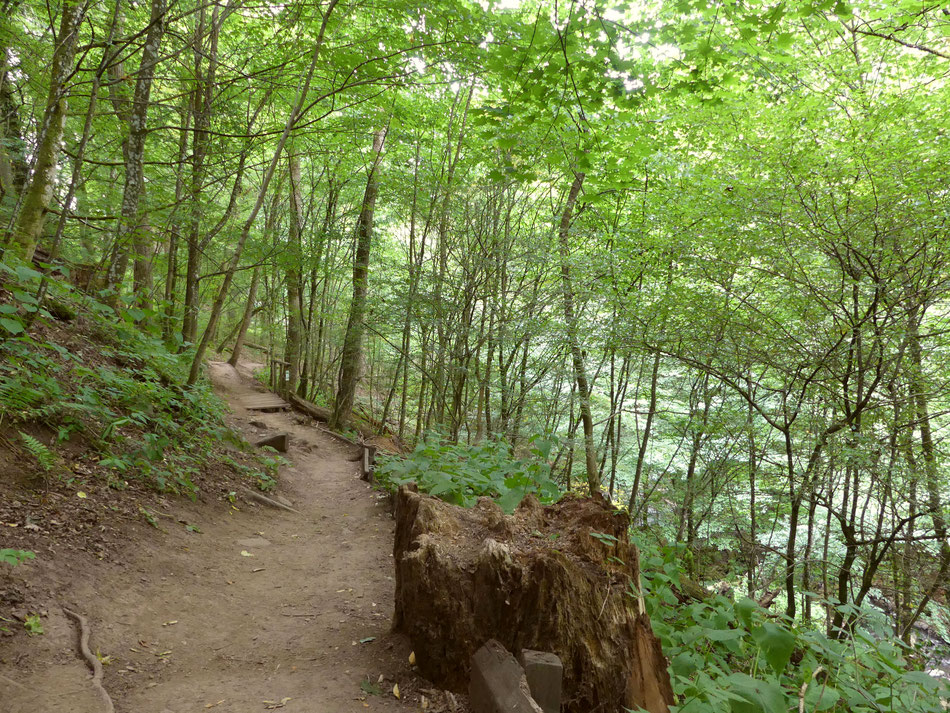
[
  {"x1": 330, "y1": 128, "x2": 386, "y2": 428},
  {"x1": 164, "y1": 94, "x2": 192, "y2": 345},
  {"x1": 6, "y1": 0, "x2": 85, "y2": 260},
  {"x1": 557, "y1": 171, "x2": 599, "y2": 496},
  {"x1": 188, "y1": 0, "x2": 339, "y2": 385},
  {"x1": 901, "y1": 311, "x2": 950, "y2": 634},
  {"x1": 628, "y1": 350, "x2": 661, "y2": 516},
  {"x1": 103, "y1": 0, "x2": 167, "y2": 302},
  {"x1": 284, "y1": 150, "x2": 305, "y2": 394},
  {"x1": 228, "y1": 264, "x2": 261, "y2": 368}
]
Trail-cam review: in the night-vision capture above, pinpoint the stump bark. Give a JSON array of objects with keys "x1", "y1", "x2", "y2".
[{"x1": 392, "y1": 485, "x2": 674, "y2": 713}]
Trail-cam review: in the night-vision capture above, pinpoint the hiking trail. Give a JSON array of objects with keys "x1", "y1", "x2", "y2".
[{"x1": 1, "y1": 360, "x2": 423, "y2": 713}]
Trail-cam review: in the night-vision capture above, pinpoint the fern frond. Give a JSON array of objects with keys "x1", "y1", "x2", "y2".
[{"x1": 18, "y1": 432, "x2": 56, "y2": 472}]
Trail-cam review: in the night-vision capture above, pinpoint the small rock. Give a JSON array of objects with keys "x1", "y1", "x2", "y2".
[{"x1": 249, "y1": 420, "x2": 267, "y2": 429}]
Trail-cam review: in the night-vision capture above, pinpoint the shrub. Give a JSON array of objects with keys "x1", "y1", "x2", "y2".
[{"x1": 375, "y1": 434, "x2": 560, "y2": 512}]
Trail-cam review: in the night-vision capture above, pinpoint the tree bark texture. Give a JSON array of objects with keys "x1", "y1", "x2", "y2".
[
  {"x1": 330, "y1": 128, "x2": 386, "y2": 427},
  {"x1": 7, "y1": 0, "x2": 85, "y2": 261},
  {"x1": 557, "y1": 171, "x2": 600, "y2": 496}
]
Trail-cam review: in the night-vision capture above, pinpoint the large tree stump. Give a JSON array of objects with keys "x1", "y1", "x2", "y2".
[{"x1": 392, "y1": 484, "x2": 674, "y2": 713}]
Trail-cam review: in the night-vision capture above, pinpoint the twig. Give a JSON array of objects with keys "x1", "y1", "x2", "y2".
[
  {"x1": 63, "y1": 608, "x2": 115, "y2": 713},
  {"x1": 239, "y1": 487, "x2": 299, "y2": 514},
  {"x1": 799, "y1": 666, "x2": 824, "y2": 713},
  {"x1": 0, "y1": 672, "x2": 29, "y2": 691}
]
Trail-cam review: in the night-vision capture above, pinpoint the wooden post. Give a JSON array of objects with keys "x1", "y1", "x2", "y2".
[{"x1": 361, "y1": 445, "x2": 377, "y2": 483}]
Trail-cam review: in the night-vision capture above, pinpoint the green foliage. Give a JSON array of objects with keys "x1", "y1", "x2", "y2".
[
  {"x1": 376, "y1": 434, "x2": 561, "y2": 512},
  {"x1": 23, "y1": 613, "x2": 43, "y2": 636},
  {"x1": 0, "y1": 265, "x2": 236, "y2": 497},
  {"x1": 0, "y1": 549, "x2": 35, "y2": 566},
  {"x1": 634, "y1": 538, "x2": 948, "y2": 713},
  {"x1": 18, "y1": 431, "x2": 55, "y2": 471}
]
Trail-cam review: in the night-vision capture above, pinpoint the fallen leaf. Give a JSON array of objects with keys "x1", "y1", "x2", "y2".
[
  {"x1": 408, "y1": 651, "x2": 416, "y2": 665},
  {"x1": 421, "y1": 695, "x2": 429, "y2": 710},
  {"x1": 205, "y1": 701, "x2": 225, "y2": 709},
  {"x1": 240, "y1": 550, "x2": 255, "y2": 557},
  {"x1": 252, "y1": 567, "x2": 266, "y2": 573},
  {"x1": 393, "y1": 683, "x2": 400, "y2": 699},
  {"x1": 77, "y1": 491, "x2": 87, "y2": 499},
  {"x1": 359, "y1": 636, "x2": 375, "y2": 644},
  {"x1": 263, "y1": 697, "x2": 292, "y2": 709},
  {"x1": 162, "y1": 620, "x2": 178, "y2": 627},
  {"x1": 360, "y1": 681, "x2": 382, "y2": 696}
]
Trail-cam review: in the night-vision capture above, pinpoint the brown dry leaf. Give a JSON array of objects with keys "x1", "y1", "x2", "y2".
[
  {"x1": 263, "y1": 697, "x2": 292, "y2": 709},
  {"x1": 392, "y1": 683, "x2": 400, "y2": 699}
]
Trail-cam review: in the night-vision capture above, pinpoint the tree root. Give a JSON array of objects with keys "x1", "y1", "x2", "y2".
[
  {"x1": 63, "y1": 607, "x2": 115, "y2": 713},
  {"x1": 239, "y1": 486, "x2": 300, "y2": 513}
]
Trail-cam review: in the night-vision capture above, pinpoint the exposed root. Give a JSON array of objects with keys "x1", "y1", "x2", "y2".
[
  {"x1": 62, "y1": 607, "x2": 115, "y2": 713},
  {"x1": 239, "y1": 486, "x2": 300, "y2": 513}
]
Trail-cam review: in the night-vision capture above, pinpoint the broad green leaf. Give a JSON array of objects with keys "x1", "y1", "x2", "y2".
[
  {"x1": 751, "y1": 622, "x2": 795, "y2": 675},
  {"x1": 722, "y1": 673, "x2": 788, "y2": 713},
  {"x1": 0, "y1": 317, "x2": 24, "y2": 334}
]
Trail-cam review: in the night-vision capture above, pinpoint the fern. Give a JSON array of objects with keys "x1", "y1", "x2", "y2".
[
  {"x1": 18, "y1": 432, "x2": 55, "y2": 472},
  {"x1": 0, "y1": 377, "x2": 45, "y2": 413}
]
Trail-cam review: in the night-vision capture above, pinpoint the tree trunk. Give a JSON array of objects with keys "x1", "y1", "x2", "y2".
[
  {"x1": 228, "y1": 265, "x2": 261, "y2": 368},
  {"x1": 6, "y1": 0, "x2": 84, "y2": 261},
  {"x1": 284, "y1": 150, "x2": 305, "y2": 394},
  {"x1": 629, "y1": 351, "x2": 661, "y2": 516},
  {"x1": 557, "y1": 171, "x2": 599, "y2": 496},
  {"x1": 103, "y1": 0, "x2": 167, "y2": 302},
  {"x1": 187, "y1": 0, "x2": 339, "y2": 385},
  {"x1": 330, "y1": 127, "x2": 386, "y2": 428}
]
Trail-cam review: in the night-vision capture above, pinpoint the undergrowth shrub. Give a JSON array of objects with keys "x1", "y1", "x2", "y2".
[
  {"x1": 633, "y1": 537, "x2": 947, "y2": 713},
  {"x1": 375, "y1": 434, "x2": 560, "y2": 512},
  {"x1": 0, "y1": 259, "x2": 263, "y2": 497}
]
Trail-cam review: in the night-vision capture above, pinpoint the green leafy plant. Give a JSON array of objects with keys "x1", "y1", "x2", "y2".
[
  {"x1": 24, "y1": 613, "x2": 43, "y2": 636},
  {"x1": 375, "y1": 434, "x2": 560, "y2": 512},
  {"x1": 0, "y1": 549, "x2": 35, "y2": 566},
  {"x1": 633, "y1": 537, "x2": 948, "y2": 713},
  {"x1": 18, "y1": 431, "x2": 55, "y2": 471}
]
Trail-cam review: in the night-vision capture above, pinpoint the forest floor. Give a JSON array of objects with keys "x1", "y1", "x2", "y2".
[{"x1": 0, "y1": 359, "x2": 463, "y2": 713}]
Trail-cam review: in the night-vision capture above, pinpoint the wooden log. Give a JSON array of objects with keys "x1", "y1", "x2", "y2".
[
  {"x1": 287, "y1": 393, "x2": 377, "y2": 440},
  {"x1": 392, "y1": 485, "x2": 674, "y2": 713},
  {"x1": 243, "y1": 341, "x2": 271, "y2": 353}
]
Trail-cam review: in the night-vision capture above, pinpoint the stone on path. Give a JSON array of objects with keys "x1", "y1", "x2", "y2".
[
  {"x1": 469, "y1": 640, "x2": 543, "y2": 713},
  {"x1": 519, "y1": 650, "x2": 562, "y2": 713}
]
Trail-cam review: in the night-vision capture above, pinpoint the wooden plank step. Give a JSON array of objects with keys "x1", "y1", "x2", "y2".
[{"x1": 240, "y1": 393, "x2": 289, "y2": 411}]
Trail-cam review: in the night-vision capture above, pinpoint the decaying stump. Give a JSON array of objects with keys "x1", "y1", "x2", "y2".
[{"x1": 392, "y1": 484, "x2": 674, "y2": 713}]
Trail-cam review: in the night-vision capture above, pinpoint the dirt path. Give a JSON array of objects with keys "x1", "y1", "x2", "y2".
[{"x1": 1, "y1": 360, "x2": 421, "y2": 713}]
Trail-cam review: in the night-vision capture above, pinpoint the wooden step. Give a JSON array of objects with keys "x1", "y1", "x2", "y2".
[{"x1": 240, "y1": 393, "x2": 289, "y2": 411}]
